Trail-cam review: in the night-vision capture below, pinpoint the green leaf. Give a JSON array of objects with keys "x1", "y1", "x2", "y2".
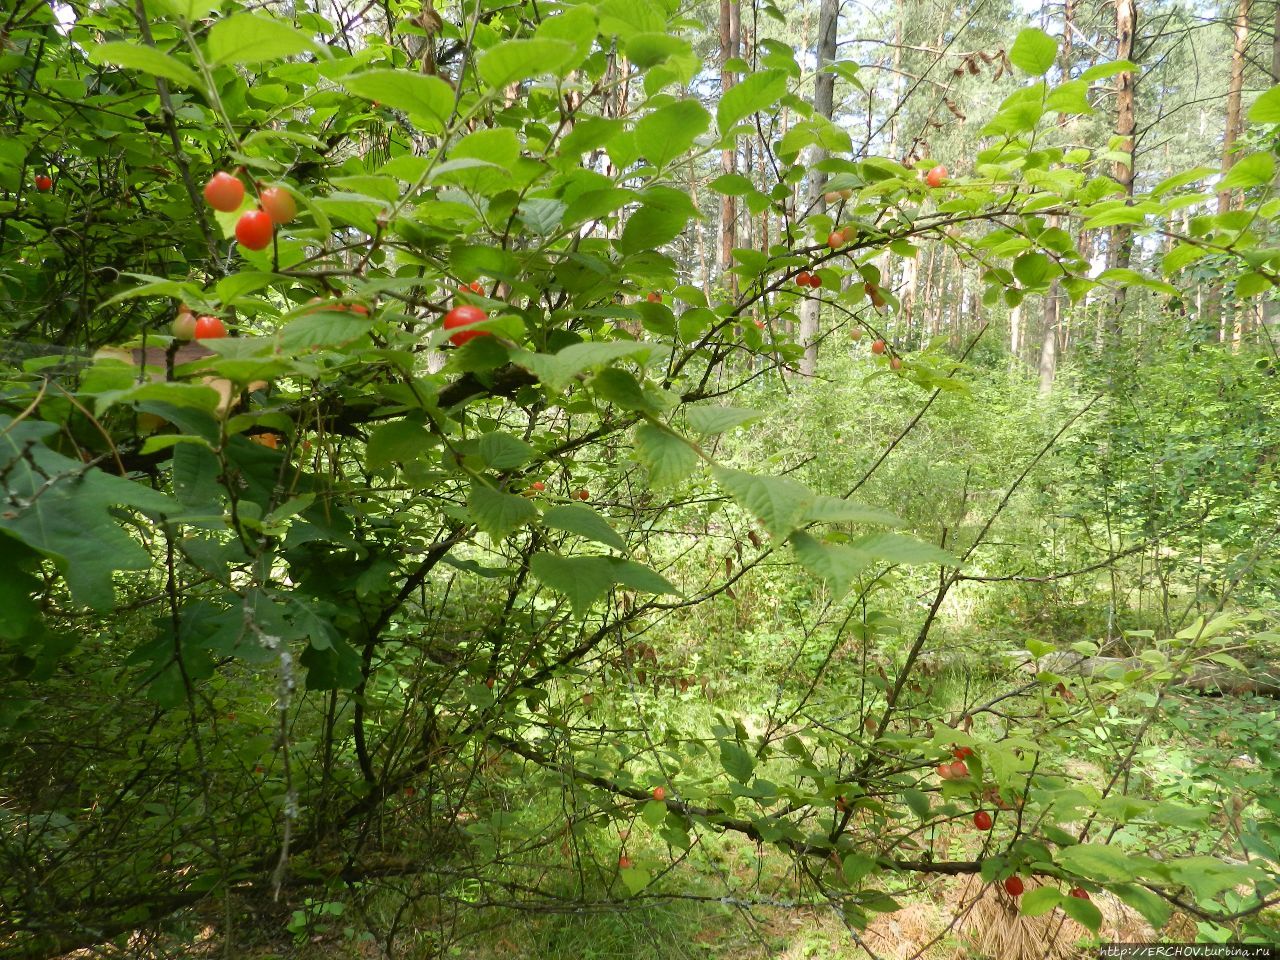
[
  {"x1": 341, "y1": 71, "x2": 454, "y2": 133},
  {"x1": 477, "y1": 432, "x2": 536, "y2": 470},
  {"x1": 477, "y1": 38, "x2": 577, "y2": 87},
  {"x1": 1248, "y1": 84, "x2": 1280, "y2": 124},
  {"x1": 469, "y1": 483, "x2": 539, "y2": 540},
  {"x1": 902, "y1": 788, "x2": 931, "y2": 819},
  {"x1": 634, "y1": 422, "x2": 699, "y2": 488},
  {"x1": 591, "y1": 368, "x2": 672, "y2": 413},
  {"x1": 529, "y1": 554, "x2": 677, "y2": 616},
  {"x1": 1020, "y1": 887, "x2": 1065, "y2": 917},
  {"x1": 1056, "y1": 844, "x2": 1140, "y2": 882},
  {"x1": 89, "y1": 42, "x2": 202, "y2": 88},
  {"x1": 803, "y1": 497, "x2": 903, "y2": 526},
  {"x1": 619, "y1": 865, "x2": 651, "y2": 894},
  {"x1": 641, "y1": 799, "x2": 667, "y2": 827},
  {"x1": 1045, "y1": 79, "x2": 1093, "y2": 115},
  {"x1": 1220, "y1": 153, "x2": 1274, "y2": 191},
  {"x1": 206, "y1": 12, "x2": 320, "y2": 65},
  {"x1": 847, "y1": 533, "x2": 957, "y2": 567},
  {"x1": 1061, "y1": 896, "x2": 1102, "y2": 932},
  {"x1": 708, "y1": 174, "x2": 756, "y2": 195},
  {"x1": 1013, "y1": 252, "x2": 1053, "y2": 287},
  {"x1": 278, "y1": 312, "x2": 373, "y2": 351},
  {"x1": 1009, "y1": 28, "x2": 1057, "y2": 75},
  {"x1": 790, "y1": 532, "x2": 870, "y2": 598},
  {"x1": 717, "y1": 69, "x2": 788, "y2": 134},
  {"x1": 1080, "y1": 60, "x2": 1135, "y2": 82},
  {"x1": 635, "y1": 99, "x2": 710, "y2": 169},
  {"x1": 712, "y1": 466, "x2": 813, "y2": 541},
  {"x1": 366, "y1": 419, "x2": 434, "y2": 469},
  {"x1": 719, "y1": 740, "x2": 755, "y2": 782},
  {"x1": 542, "y1": 504, "x2": 627, "y2": 552},
  {"x1": 0, "y1": 417, "x2": 179, "y2": 609},
  {"x1": 618, "y1": 204, "x2": 689, "y2": 255},
  {"x1": 513, "y1": 342, "x2": 656, "y2": 392},
  {"x1": 685, "y1": 406, "x2": 760, "y2": 434},
  {"x1": 1111, "y1": 883, "x2": 1172, "y2": 929}
]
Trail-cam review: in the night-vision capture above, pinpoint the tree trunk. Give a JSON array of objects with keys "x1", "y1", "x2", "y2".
[
  {"x1": 718, "y1": 0, "x2": 740, "y2": 292},
  {"x1": 1107, "y1": 0, "x2": 1137, "y2": 326},
  {"x1": 798, "y1": 0, "x2": 838, "y2": 377},
  {"x1": 1010, "y1": 302, "x2": 1022, "y2": 359},
  {"x1": 1218, "y1": 0, "x2": 1251, "y2": 216},
  {"x1": 1039, "y1": 283, "x2": 1060, "y2": 395}
]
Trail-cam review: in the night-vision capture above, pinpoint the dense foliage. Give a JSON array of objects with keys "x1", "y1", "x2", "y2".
[{"x1": 4, "y1": 0, "x2": 1280, "y2": 956}]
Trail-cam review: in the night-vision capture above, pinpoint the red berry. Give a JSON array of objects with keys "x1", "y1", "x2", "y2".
[
  {"x1": 1004, "y1": 876, "x2": 1025, "y2": 897},
  {"x1": 34, "y1": 175, "x2": 52, "y2": 192},
  {"x1": 530, "y1": 481, "x2": 545, "y2": 492},
  {"x1": 235, "y1": 209, "x2": 274, "y2": 250},
  {"x1": 890, "y1": 356, "x2": 903, "y2": 371},
  {"x1": 647, "y1": 292, "x2": 662, "y2": 303},
  {"x1": 618, "y1": 855, "x2": 632, "y2": 870},
  {"x1": 193, "y1": 315, "x2": 227, "y2": 340},
  {"x1": 936, "y1": 763, "x2": 953, "y2": 780},
  {"x1": 470, "y1": 280, "x2": 484, "y2": 293},
  {"x1": 485, "y1": 677, "x2": 495, "y2": 689},
  {"x1": 576, "y1": 488, "x2": 589, "y2": 501},
  {"x1": 203, "y1": 171, "x2": 244, "y2": 212},
  {"x1": 404, "y1": 786, "x2": 416, "y2": 797},
  {"x1": 949, "y1": 760, "x2": 969, "y2": 779},
  {"x1": 442, "y1": 305, "x2": 490, "y2": 346},
  {"x1": 808, "y1": 273, "x2": 823, "y2": 288},
  {"x1": 954, "y1": 746, "x2": 974, "y2": 760},
  {"x1": 1069, "y1": 887, "x2": 1089, "y2": 900},
  {"x1": 871, "y1": 339, "x2": 887, "y2": 355},
  {"x1": 796, "y1": 271, "x2": 812, "y2": 287},
  {"x1": 652, "y1": 786, "x2": 665, "y2": 801},
  {"x1": 827, "y1": 230, "x2": 845, "y2": 249},
  {"x1": 926, "y1": 164, "x2": 948, "y2": 188},
  {"x1": 754, "y1": 319, "x2": 764, "y2": 329},
  {"x1": 259, "y1": 186, "x2": 297, "y2": 224},
  {"x1": 850, "y1": 328, "x2": 863, "y2": 341},
  {"x1": 973, "y1": 810, "x2": 992, "y2": 830}
]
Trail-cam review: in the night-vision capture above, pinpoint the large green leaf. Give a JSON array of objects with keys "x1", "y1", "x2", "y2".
[
  {"x1": 1009, "y1": 27, "x2": 1056, "y2": 75},
  {"x1": 1247, "y1": 84, "x2": 1280, "y2": 124},
  {"x1": 477, "y1": 431, "x2": 536, "y2": 470},
  {"x1": 341, "y1": 71, "x2": 454, "y2": 133},
  {"x1": 1056, "y1": 844, "x2": 1141, "y2": 881},
  {"x1": 513, "y1": 342, "x2": 656, "y2": 392},
  {"x1": 0, "y1": 417, "x2": 179, "y2": 610},
  {"x1": 529, "y1": 553, "x2": 677, "y2": 616},
  {"x1": 712, "y1": 466, "x2": 814, "y2": 540},
  {"x1": 477, "y1": 39, "x2": 577, "y2": 87},
  {"x1": 1219, "y1": 152, "x2": 1274, "y2": 191},
  {"x1": 542, "y1": 504, "x2": 627, "y2": 551},
  {"x1": 634, "y1": 99, "x2": 710, "y2": 169},
  {"x1": 207, "y1": 12, "x2": 320, "y2": 65},
  {"x1": 717, "y1": 69, "x2": 788, "y2": 134},
  {"x1": 685, "y1": 406, "x2": 760, "y2": 434},
  {"x1": 790, "y1": 532, "x2": 871, "y2": 598},
  {"x1": 634, "y1": 422, "x2": 699, "y2": 487},
  {"x1": 88, "y1": 42, "x2": 201, "y2": 88},
  {"x1": 469, "y1": 483, "x2": 539, "y2": 540}
]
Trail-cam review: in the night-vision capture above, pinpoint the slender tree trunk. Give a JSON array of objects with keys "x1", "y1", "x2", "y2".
[
  {"x1": 1273, "y1": 0, "x2": 1280, "y2": 79},
  {"x1": 1039, "y1": 283, "x2": 1060, "y2": 395},
  {"x1": 1219, "y1": 0, "x2": 1251, "y2": 216},
  {"x1": 1010, "y1": 303, "x2": 1022, "y2": 359},
  {"x1": 1108, "y1": 0, "x2": 1137, "y2": 326},
  {"x1": 798, "y1": 0, "x2": 838, "y2": 377},
  {"x1": 718, "y1": 0, "x2": 740, "y2": 292}
]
